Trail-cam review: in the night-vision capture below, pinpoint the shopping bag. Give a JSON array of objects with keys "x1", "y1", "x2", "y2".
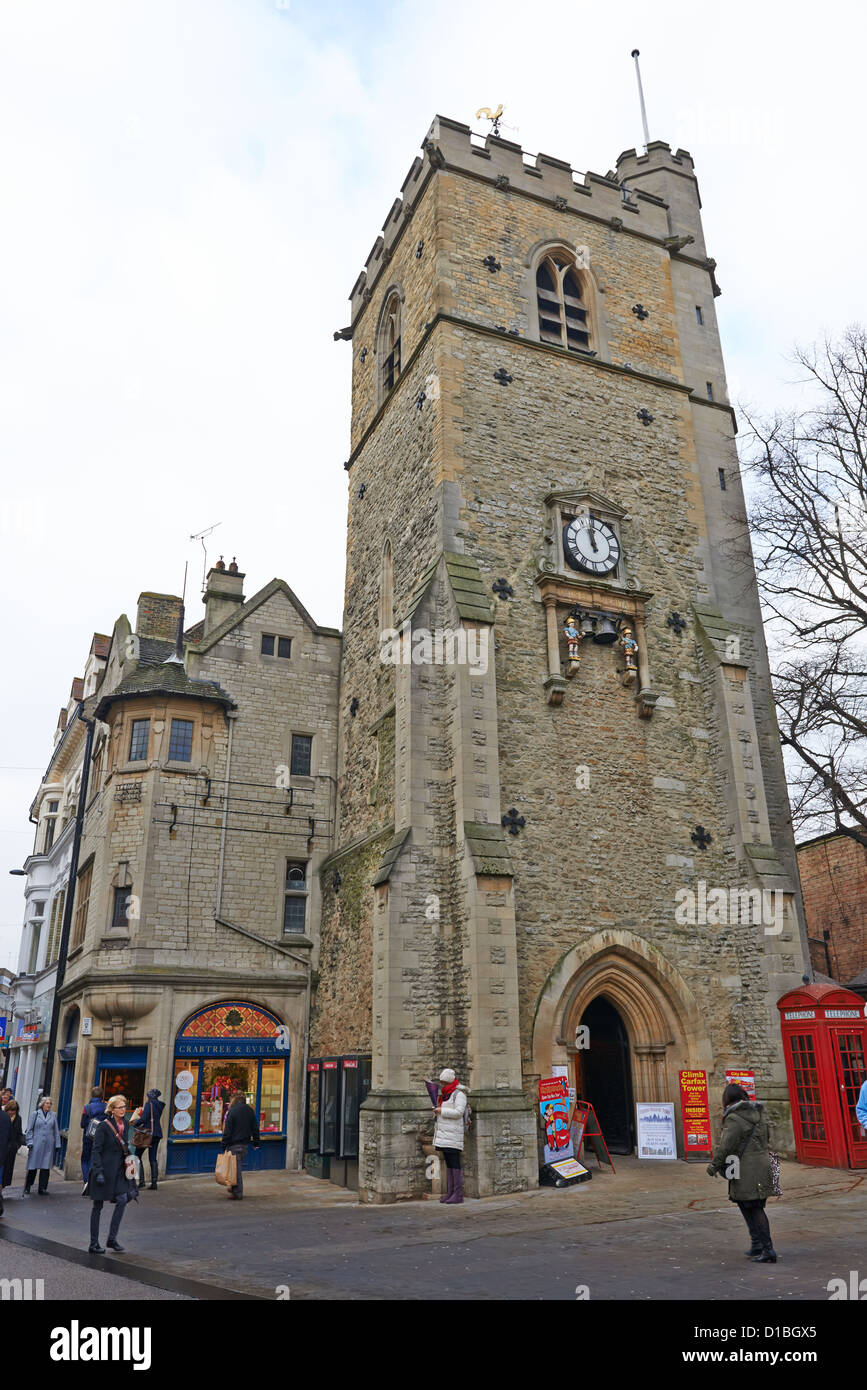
[{"x1": 215, "y1": 1150, "x2": 237, "y2": 1187}]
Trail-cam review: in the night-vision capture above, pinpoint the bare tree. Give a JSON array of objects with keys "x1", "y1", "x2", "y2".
[{"x1": 742, "y1": 326, "x2": 867, "y2": 847}]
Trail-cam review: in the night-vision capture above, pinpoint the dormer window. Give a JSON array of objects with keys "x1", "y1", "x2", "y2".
[{"x1": 536, "y1": 254, "x2": 591, "y2": 352}]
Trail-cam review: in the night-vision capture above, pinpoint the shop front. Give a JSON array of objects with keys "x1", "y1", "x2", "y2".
[
  {"x1": 95, "y1": 1047, "x2": 147, "y2": 1111},
  {"x1": 167, "y1": 1001, "x2": 289, "y2": 1175}
]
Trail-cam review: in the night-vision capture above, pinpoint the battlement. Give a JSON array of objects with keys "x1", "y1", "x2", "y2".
[{"x1": 349, "y1": 114, "x2": 684, "y2": 324}]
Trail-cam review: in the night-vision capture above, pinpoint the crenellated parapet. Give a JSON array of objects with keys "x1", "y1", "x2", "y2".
[{"x1": 348, "y1": 115, "x2": 677, "y2": 326}]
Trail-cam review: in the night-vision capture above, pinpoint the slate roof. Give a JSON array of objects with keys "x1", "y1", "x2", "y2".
[
  {"x1": 94, "y1": 660, "x2": 235, "y2": 720},
  {"x1": 138, "y1": 637, "x2": 175, "y2": 664},
  {"x1": 402, "y1": 551, "x2": 494, "y2": 627},
  {"x1": 371, "y1": 826, "x2": 412, "y2": 886}
]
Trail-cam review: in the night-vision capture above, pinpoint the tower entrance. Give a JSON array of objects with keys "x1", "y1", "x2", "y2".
[{"x1": 577, "y1": 996, "x2": 635, "y2": 1154}]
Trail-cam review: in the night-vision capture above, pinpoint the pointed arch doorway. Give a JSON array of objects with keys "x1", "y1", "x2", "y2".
[{"x1": 577, "y1": 996, "x2": 636, "y2": 1154}]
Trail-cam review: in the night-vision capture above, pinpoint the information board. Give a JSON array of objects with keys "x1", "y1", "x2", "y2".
[
  {"x1": 636, "y1": 1102, "x2": 677, "y2": 1160},
  {"x1": 725, "y1": 1069, "x2": 756, "y2": 1098}
]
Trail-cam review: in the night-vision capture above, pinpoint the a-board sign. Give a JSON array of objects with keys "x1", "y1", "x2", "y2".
[
  {"x1": 678, "y1": 1070, "x2": 712, "y2": 1154},
  {"x1": 539, "y1": 1076, "x2": 573, "y2": 1163},
  {"x1": 636, "y1": 1102, "x2": 677, "y2": 1160}
]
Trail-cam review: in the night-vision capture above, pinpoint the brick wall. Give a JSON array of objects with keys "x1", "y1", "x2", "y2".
[{"x1": 798, "y1": 834, "x2": 867, "y2": 986}]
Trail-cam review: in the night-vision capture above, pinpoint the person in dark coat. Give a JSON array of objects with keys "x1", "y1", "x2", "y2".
[
  {"x1": 707, "y1": 1083, "x2": 777, "y2": 1263},
  {"x1": 2, "y1": 1101, "x2": 25, "y2": 1192},
  {"x1": 24, "y1": 1096, "x2": 61, "y2": 1195},
  {"x1": 83, "y1": 1094, "x2": 138, "y2": 1253},
  {"x1": 133, "y1": 1088, "x2": 165, "y2": 1191},
  {"x1": 80, "y1": 1088, "x2": 107, "y2": 1184},
  {"x1": 220, "y1": 1091, "x2": 260, "y2": 1200},
  {"x1": 0, "y1": 1104, "x2": 11, "y2": 1216}
]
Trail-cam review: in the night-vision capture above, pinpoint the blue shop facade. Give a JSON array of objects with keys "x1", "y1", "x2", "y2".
[{"x1": 167, "y1": 1001, "x2": 290, "y2": 1174}]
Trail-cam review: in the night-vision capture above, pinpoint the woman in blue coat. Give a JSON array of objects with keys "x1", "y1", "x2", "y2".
[
  {"x1": 24, "y1": 1096, "x2": 61, "y2": 1195},
  {"x1": 83, "y1": 1094, "x2": 138, "y2": 1253}
]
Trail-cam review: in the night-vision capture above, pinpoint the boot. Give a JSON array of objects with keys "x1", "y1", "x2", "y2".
[
  {"x1": 439, "y1": 1168, "x2": 454, "y2": 1203},
  {"x1": 148, "y1": 1180, "x2": 157, "y2": 1191},
  {"x1": 751, "y1": 1245, "x2": 777, "y2": 1263},
  {"x1": 745, "y1": 1242, "x2": 763, "y2": 1257},
  {"x1": 445, "y1": 1169, "x2": 464, "y2": 1204}
]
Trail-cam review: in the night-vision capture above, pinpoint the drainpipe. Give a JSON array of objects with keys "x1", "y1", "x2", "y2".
[{"x1": 42, "y1": 707, "x2": 94, "y2": 1098}]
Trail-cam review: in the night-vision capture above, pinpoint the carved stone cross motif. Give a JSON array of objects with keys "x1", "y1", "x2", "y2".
[{"x1": 501, "y1": 808, "x2": 526, "y2": 836}]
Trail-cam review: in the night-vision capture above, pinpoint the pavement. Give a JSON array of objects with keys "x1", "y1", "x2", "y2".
[{"x1": 1, "y1": 1149, "x2": 865, "y2": 1300}]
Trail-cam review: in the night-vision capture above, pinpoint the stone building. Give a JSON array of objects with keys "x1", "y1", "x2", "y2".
[
  {"x1": 797, "y1": 832, "x2": 867, "y2": 997},
  {"x1": 311, "y1": 116, "x2": 810, "y2": 1201},
  {"x1": 52, "y1": 563, "x2": 340, "y2": 1177},
  {"x1": 8, "y1": 638, "x2": 108, "y2": 1129}
]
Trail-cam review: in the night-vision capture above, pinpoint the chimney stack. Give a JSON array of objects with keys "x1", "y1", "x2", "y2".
[
  {"x1": 136, "y1": 593, "x2": 184, "y2": 643},
  {"x1": 203, "y1": 557, "x2": 246, "y2": 635}
]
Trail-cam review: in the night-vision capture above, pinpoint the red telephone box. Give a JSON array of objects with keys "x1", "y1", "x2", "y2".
[{"x1": 777, "y1": 983, "x2": 867, "y2": 1169}]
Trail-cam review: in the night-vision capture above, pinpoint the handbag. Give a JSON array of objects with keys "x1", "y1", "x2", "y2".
[
  {"x1": 769, "y1": 1149, "x2": 782, "y2": 1197},
  {"x1": 132, "y1": 1104, "x2": 153, "y2": 1150},
  {"x1": 215, "y1": 1150, "x2": 237, "y2": 1188}
]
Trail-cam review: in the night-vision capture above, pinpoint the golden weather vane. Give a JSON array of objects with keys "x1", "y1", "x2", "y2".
[{"x1": 475, "y1": 104, "x2": 505, "y2": 137}]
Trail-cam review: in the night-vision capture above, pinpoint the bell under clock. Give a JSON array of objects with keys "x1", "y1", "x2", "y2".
[{"x1": 563, "y1": 514, "x2": 621, "y2": 575}]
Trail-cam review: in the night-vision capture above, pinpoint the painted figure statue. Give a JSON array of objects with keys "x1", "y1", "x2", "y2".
[
  {"x1": 563, "y1": 614, "x2": 583, "y2": 676},
  {"x1": 619, "y1": 625, "x2": 639, "y2": 683}
]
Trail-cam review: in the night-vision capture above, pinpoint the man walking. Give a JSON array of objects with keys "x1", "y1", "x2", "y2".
[{"x1": 220, "y1": 1091, "x2": 259, "y2": 1200}]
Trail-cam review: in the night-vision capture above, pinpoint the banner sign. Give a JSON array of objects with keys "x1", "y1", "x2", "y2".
[
  {"x1": 636, "y1": 1102, "x2": 677, "y2": 1160},
  {"x1": 725, "y1": 1069, "x2": 756, "y2": 1098},
  {"x1": 15, "y1": 1019, "x2": 39, "y2": 1045},
  {"x1": 538, "y1": 1076, "x2": 573, "y2": 1163},
  {"x1": 0, "y1": 1016, "x2": 6, "y2": 1045},
  {"x1": 678, "y1": 1070, "x2": 712, "y2": 1153}
]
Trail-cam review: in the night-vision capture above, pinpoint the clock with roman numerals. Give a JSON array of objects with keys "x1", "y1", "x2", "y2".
[{"x1": 563, "y1": 514, "x2": 621, "y2": 575}]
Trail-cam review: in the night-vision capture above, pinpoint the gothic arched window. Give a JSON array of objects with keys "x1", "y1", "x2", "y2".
[
  {"x1": 536, "y1": 254, "x2": 591, "y2": 352},
  {"x1": 378, "y1": 292, "x2": 402, "y2": 401}
]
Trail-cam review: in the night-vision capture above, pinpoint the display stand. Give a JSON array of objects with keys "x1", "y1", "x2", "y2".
[{"x1": 572, "y1": 1101, "x2": 616, "y2": 1173}]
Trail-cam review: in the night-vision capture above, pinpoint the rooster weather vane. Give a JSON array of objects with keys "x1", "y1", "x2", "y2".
[{"x1": 475, "y1": 104, "x2": 517, "y2": 139}]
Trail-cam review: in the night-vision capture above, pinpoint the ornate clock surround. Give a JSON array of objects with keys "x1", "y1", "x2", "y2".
[{"x1": 536, "y1": 489, "x2": 658, "y2": 715}]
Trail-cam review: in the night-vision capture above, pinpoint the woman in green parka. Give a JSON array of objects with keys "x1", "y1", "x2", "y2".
[{"x1": 706, "y1": 1083, "x2": 777, "y2": 1263}]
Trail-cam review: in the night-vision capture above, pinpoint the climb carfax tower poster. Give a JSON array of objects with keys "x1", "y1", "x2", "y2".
[{"x1": 678, "y1": 1070, "x2": 712, "y2": 1154}]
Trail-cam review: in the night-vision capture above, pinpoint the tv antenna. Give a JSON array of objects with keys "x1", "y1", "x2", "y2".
[
  {"x1": 630, "y1": 50, "x2": 651, "y2": 150},
  {"x1": 474, "y1": 104, "x2": 518, "y2": 139},
  {"x1": 190, "y1": 522, "x2": 222, "y2": 594}
]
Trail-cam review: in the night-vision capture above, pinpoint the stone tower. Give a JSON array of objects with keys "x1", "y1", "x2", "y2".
[{"x1": 314, "y1": 116, "x2": 809, "y2": 1201}]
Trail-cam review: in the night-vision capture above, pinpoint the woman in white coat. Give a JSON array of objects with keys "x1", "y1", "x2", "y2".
[{"x1": 433, "y1": 1068, "x2": 468, "y2": 1205}]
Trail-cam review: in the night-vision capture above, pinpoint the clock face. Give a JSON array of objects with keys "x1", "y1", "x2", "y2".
[{"x1": 563, "y1": 515, "x2": 621, "y2": 575}]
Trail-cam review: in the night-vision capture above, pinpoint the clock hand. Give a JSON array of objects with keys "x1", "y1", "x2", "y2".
[{"x1": 588, "y1": 524, "x2": 598, "y2": 553}]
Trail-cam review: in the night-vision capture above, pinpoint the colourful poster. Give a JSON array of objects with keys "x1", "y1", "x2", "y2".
[
  {"x1": 539, "y1": 1076, "x2": 573, "y2": 1163},
  {"x1": 678, "y1": 1069, "x2": 712, "y2": 1153},
  {"x1": 725, "y1": 1069, "x2": 756, "y2": 1099}
]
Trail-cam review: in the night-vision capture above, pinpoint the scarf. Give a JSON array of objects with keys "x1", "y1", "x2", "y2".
[{"x1": 439, "y1": 1078, "x2": 460, "y2": 1105}]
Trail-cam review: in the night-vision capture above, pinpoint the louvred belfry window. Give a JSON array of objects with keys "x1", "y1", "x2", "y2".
[
  {"x1": 536, "y1": 255, "x2": 591, "y2": 352},
  {"x1": 380, "y1": 294, "x2": 402, "y2": 397}
]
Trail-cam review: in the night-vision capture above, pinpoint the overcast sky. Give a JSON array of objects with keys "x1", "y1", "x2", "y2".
[{"x1": 0, "y1": 0, "x2": 863, "y2": 968}]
